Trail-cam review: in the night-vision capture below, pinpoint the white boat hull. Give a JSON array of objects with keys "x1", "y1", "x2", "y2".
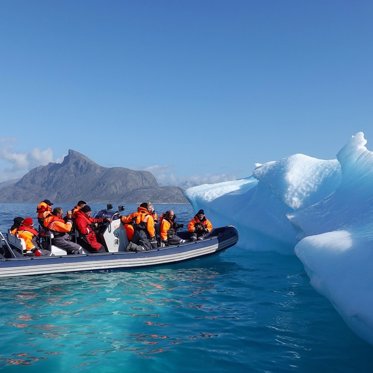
[{"x1": 0, "y1": 226, "x2": 238, "y2": 278}]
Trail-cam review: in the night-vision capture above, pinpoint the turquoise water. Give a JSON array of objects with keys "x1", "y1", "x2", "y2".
[{"x1": 0, "y1": 203, "x2": 372, "y2": 372}]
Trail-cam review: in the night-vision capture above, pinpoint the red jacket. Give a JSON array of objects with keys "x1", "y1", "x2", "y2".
[{"x1": 74, "y1": 210, "x2": 104, "y2": 251}]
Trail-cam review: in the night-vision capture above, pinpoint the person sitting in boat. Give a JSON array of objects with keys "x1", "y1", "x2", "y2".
[
  {"x1": 119, "y1": 212, "x2": 143, "y2": 251},
  {"x1": 62, "y1": 200, "x2": 87, "y2": 242},
  {"x1": 44, "y1": 207, "x2": 84, "y2": 255},
  {"x1": 160, "y1": 211, "x2": 184, "y2": 234},
  {"x1": 74, "y1": 205, "x2": 107, "y2": 253},
  {"x1": 72, "y1": 200, "x2": 87, "y2": 218},
  {"x1": 188, "y1": 209, "x2": 213, "y2": 241},
  {"x1": 16, "y1": 217, "x2": 47, "y2": 256},
  {"x1": 36, "y1": 199, "x2": 53, "y2": 226},
  {"x1": 147, "y1": 201, "x2": 160, "y2": 241},
  {"x1": 9, "y1": 216, "x2": 24, "y2": 235},
  {"x1": 159, "y1": 210, "x2": 185, "y2": 246},
  {"x1": 147, "y1": 202, "x2": 159, "y2": 224},
  {"x1": 128, "y1": 202, "x2": 157, "y2": 251},
  {"x1": 120, "y1": 210, "x2": 138, "y2": 242}
]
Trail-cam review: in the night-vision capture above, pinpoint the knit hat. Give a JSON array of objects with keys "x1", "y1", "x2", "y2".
[
  {"x1": 81, "y1": 205, "x2": 92, "y2": 213},
  {"x1": 197, "y1": 209, "x2": 205, "y2": 215},
  {"x1": 23, "y1": 217, "x2": 34, "y2": 226},
  {"x1": 43, "y1": 199, "x2": 53, "y2": 206}
]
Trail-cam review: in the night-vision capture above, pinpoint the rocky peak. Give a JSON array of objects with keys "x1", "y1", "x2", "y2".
[
  {"x1": 0, "y1": 149, "x2": 187, "y2": 203},
  {"x1": 61, "y1": 149, "x2": 98, "y2": 168}
]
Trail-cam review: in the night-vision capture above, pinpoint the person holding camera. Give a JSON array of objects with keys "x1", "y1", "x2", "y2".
[
  {"x1": 187, "y1": 209, "x2": 213, "y2": 241},
  {"x1": 159, "y1": 210, "x2": 185, "y2": 246}
]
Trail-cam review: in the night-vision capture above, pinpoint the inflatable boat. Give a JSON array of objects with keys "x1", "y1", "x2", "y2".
[{"x1": 0, "y1": 212, "x2": 238, "y2": 278}]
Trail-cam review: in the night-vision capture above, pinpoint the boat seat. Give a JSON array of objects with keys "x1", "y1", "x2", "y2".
[
  {"x1": 38, "y1": 227, "x2": 53, "y2": 251},
  {"x1": 7, "y1": 232, "x2": 26, "y2": 254},
  {"x1": 40, "y1": 229, "x2": 70, "y2": 256},
  {"x1": 1, "y1": 232, "x2": 23, "y2": 258}
]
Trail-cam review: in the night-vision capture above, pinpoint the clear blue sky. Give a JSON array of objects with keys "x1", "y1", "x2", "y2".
[{"x1": 0, "y1": 0, "x2": 372, "y2": 186}]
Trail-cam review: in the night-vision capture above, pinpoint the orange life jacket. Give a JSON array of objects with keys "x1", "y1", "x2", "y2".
[
  {"x1": 187, "y1": 216, "x2": 213, "y2": 233},
  {"x1": 134, "y1": 207, "x2": 155, "y2": 238},
  {"x1": 17, "y1": 225, "x2": 39, "y2": 252},
  {"x1": 37, "y1": 201, "x2": 52, "y2": 220},
  {"x1": 160, "y1": 218, "x2": 173, "y2": 241},
  {"x1": 120, "y1": 212, "x2": 138, "y2": 241},
  {"x1": 44, "y1": 215, "x2": 72, "y2": 234}
]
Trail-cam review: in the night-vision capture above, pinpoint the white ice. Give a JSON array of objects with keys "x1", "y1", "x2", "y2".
[{"x1": 185, "y1": 132, "x2": 373, "y2": 345}]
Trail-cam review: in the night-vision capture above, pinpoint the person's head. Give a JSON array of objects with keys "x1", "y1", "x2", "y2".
[
  {"x1": 12, "y1": 217, "x2": 24, "y2": 228},
  {"x1": 196, "y1": 209, "x2": 205, "y2": 219},
  {"x1": 13, "y1": 216, "x2": 24, "y2": 225},
  {"x1": 23, "y1": 217, "x2": 34, "y2": 226},
  {"x1": 164, "y1": 210, "x2": 174, "y2": 220},
  {"x1": 81, "y1": 205, "x2": 92, "y2": 215},
  {"x1": 147, "y1": 202, "x2": 154, "y2": 213},
  {"x1": 53, "y1": 207, "x2": 63, "y2": 216},
  {"x1": 77, "y1": 200, "x2": 87, "y2": 208},
  {"x1": 139, "y1": 202, "x2": 148, "y2": 210},
  {"x1": 43, "y1": 199, "x2": 53, "y2": 206}
]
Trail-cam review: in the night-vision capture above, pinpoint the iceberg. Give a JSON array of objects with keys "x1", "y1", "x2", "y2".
[{"x1": 185, "y1": 132, "x2": 373, "y2": 345}]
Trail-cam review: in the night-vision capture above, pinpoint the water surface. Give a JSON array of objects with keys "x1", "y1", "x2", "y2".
[{"x1": 0, "y1": 203, "x2": 372, "y2": 372}]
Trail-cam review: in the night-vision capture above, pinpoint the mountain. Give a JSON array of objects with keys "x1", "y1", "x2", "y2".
[{"x1": 0, "y1": 150, "x2": 187, "y2": 203}]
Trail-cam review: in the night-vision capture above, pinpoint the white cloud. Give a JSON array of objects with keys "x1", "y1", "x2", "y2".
[
  {"x1": 0, "y1": 138, "x2": 55, "y2": 182},
  {"x1": 179, "y1": 173, "x2": 237, "y2": 189},
  {"x1": 143, "y1": 164, "x2": 236, "y2": 188},
  {"x1": 29, "y1": 148, "x2": 54, "y2": 167}
]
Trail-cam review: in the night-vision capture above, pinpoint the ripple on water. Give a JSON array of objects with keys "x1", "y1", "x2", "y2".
[{"x1": 0, "y1": 249, "x2": 372, "y2": 372}]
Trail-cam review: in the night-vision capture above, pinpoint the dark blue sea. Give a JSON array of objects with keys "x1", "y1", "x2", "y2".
[{"x1": 0, "y1": 203, "x2": 372, "y2": 372}]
